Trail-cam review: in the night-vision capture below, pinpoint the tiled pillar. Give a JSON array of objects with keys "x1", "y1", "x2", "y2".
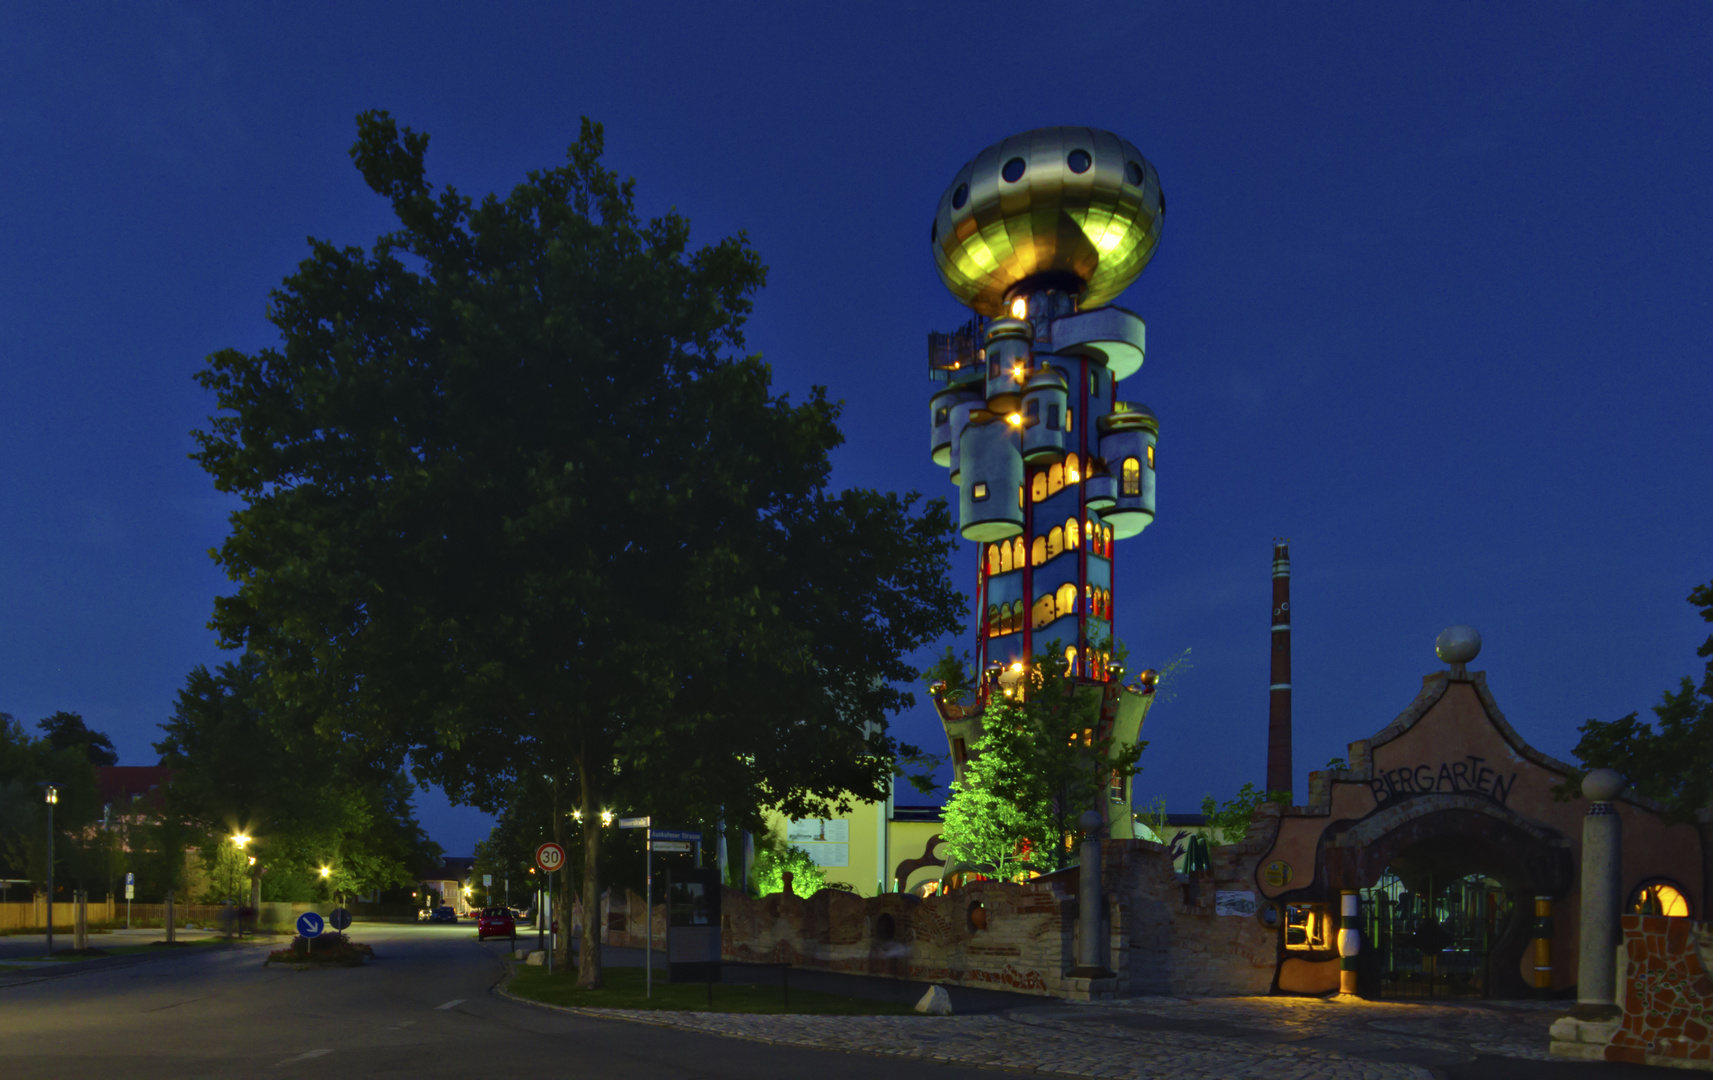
[
  {"x1": 1577, "y1": 768, "x2": 1624, "y2": 1019},
  {"x1": 1337, "y1": 890, "x2": 1361, "y2": 995}
]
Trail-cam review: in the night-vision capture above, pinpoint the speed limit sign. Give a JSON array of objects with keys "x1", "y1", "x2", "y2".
[{"x1": 535, "y1": 842, "x2": 566, "y2": 873}]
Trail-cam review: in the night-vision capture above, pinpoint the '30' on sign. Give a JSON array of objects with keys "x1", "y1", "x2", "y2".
[{"x1": 535, "y1": 842, "x2": 566, "y2": 873}]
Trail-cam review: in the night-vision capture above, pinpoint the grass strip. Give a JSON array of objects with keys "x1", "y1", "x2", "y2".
[{"x1": 508, "y1": 964, "x2": 911, "y2": 1016}]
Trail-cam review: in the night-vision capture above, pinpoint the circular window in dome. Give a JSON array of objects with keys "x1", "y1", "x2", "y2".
[
  {"x1": 1125, "y1": 160, "x2": 1145, "y2": 186},
  {"x1": 1002, "y1": 157, "x2": 1026, "y2": 183},
  {"x1": 952, "y1": 183, "x2": 969, "y2": 210},
  {"x1": 1067, "y1": 149, "x2": 1091, "y2": 174}
]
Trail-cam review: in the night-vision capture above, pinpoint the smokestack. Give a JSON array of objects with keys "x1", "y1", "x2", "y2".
[{"x1": 1267, "y1": 540, "x2": 1293, "y2": 797}]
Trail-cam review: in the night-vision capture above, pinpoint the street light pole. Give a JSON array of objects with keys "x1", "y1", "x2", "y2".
[{"x1": 42, "y1": 784, "x2": 58, "y2": 956}]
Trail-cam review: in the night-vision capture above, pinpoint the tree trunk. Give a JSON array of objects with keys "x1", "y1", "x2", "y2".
[
  {"x1": 577, "y1": 757, "x2": 603, "y2": 989},
  {"x1": 551, "y1": 776, "x2": 571, "y2": 970}
]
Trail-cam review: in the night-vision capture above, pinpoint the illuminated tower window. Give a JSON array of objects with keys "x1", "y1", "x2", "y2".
[
  {"x1": 1031, "y1": 473, "x2": 1048, "y2": 502},
  {"x1": 1032, "y1": 536, "x2": 1046, "y2": 567},
  {"x1": 987, "y1": 544, "x2": 1001, "y2": 575},
  {"x1": 1048, "y1": 464, "x2": 1064, "y2": 495},
  {"x1": 1065, "y1": 453, "x2": 1080, "y2": 482},
  {"x1": 1046, "y1": 527, "x2": 1063, "y2": 559},
  {"x1": 998, "y1": 541, "x2": 1012, "y2": 573},
  {"x1": 1011, "y1": 536, "x2": 1025, "y2": 568},
  {"x1": 973, "y1": 481, "x2": 990, "y2": 501},
  {"x1": 1147, "y1": 444, "x2": 1155, "y2": 469},
  {"x1": 1121, "y1": 457, "x2": 1141, "y2": 496},
  {"x1": 1064, "y1": 518, "x2": 1079, "y2": 549}
]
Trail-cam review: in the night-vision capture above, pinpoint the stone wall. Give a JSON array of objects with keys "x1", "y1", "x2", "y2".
[
  {"x1": 1609, "y1": 914, "x2": 1713, "y2": 1068},
  {"x1": 1105, "y1": 807, "x2": 1280, "y2": 997},
  {"x1": 715, "y1": 816, "x2": 1281, "y2": 1000}
]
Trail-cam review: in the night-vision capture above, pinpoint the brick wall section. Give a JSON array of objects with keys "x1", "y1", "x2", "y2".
[
  {"x1": 713, "y1": 805, "x2": 1283, "y2": 1000},
  {"x1": 1105, "y1": 804, "x2": 1280, "y2": 996},
  {"x1": 1606, "y1": 914, "x2": 1713, "y2": 1068}
]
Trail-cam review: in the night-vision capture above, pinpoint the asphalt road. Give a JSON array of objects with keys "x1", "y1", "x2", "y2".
[{"x1": 0, "y1": 923, "x2": 1012, "y2": 1080}]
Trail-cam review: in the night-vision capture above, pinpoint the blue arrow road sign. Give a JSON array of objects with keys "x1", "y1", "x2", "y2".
[
  {"x1": 649, "y1": 829, "x2": 702, "y2": 842},
  {"x1": 296, "y1": 912, "x2": 324, "y2": 938}
]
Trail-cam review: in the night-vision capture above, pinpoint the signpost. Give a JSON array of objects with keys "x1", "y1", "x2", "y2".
[
  {"x1": 125, "y1": 872, "x2": 134, "y2": 929},
  {"x1": 535, "y1": 844, "x2": 565, "y2": 974},
  {"x1": 297, "y1": 911, "x2": 323, "y2": 956},
  {"x1": 617, "y1": 817, "x2": 653, "y2": 996}
]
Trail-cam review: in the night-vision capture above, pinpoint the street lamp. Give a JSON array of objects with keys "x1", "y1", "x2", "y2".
[{"x1": 41, "y1": 784, "x2": 57, "y2": 956}]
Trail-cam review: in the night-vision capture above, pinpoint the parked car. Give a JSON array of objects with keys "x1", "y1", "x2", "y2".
[
  {"x1": 428, "y1": 906, "x2": 458, "y2": 924},
  {"x1": 476, "y1": 906, "x2": 516, "y2": 940},
  {"x1": 417, "y1": 907, "x2": 434, "y2": 923}
]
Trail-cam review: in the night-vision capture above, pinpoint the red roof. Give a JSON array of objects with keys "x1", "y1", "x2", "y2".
[{"x1": 96, "y1": 766, "x2": 173, "y2": 809}]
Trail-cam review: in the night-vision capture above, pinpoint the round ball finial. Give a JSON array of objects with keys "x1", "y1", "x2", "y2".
[
  {"x1": 1435, "y1": 625, "x2": 1482, "y2": 665},
  {"x1": 930, "y1": 127, "x2": 1165, "y2": 315},
  {"x1": 1582, "y1": 767, "x2": 1624, "y2": 802}
]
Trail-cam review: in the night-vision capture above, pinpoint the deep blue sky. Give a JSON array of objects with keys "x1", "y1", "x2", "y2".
[{"x1": 3, "y1": 3, "x2": 1709, "y2": 858}]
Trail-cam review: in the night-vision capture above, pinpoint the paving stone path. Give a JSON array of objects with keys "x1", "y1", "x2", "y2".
[{"x1": 508, "y1": 987, "x2": 1569, "y2": 1079}]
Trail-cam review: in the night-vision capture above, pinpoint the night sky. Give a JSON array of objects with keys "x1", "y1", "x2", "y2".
[{"x1": 3, "y1": 3, "x2": 1709, "y2": 858}]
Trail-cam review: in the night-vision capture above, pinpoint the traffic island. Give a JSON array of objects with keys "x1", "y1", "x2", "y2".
[{"x1": 265, "y1": 932, "x2": 375, "y2": 968}]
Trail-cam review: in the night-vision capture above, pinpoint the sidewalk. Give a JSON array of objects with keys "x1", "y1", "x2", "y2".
[{"x1": 509, "y1": 956, "x2": 1671, "y2": 1080}]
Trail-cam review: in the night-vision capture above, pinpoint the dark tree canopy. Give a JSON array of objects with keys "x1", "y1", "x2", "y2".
[
  {"x1": 192, "y1": 111, "x2": 961, "y2": 986},
  {"x1": 37, "y1": 710, "x2": 118, "y2": 768},
  {"x1": 1565, "y1": 576, "x2": 1713, "y2": 822}
]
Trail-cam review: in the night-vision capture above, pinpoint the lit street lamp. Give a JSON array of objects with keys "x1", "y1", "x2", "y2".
[{"x1": 40, "y1": 784, "x2": 57, "y2": 956}]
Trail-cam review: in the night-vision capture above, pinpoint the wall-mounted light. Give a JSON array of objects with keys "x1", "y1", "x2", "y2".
[
  {"x1": 1006, "y1": 413, "x2": 1022, "y2": 427},
  {"x1": 1010, "y1": 296, "x2": 1028, "y2": 319}
]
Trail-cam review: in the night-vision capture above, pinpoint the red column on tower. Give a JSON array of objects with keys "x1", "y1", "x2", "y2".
[{"x1": 1267, "y1": 541, "x2": 1293, "y2": 797}]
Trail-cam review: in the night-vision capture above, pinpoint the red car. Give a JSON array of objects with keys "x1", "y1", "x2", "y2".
[{"x1": 476, "y1": 906, "x2": 516, "y2": 940}]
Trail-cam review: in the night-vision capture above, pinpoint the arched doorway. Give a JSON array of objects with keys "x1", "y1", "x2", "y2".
[{"x1": 1317, "y1": 803, "x2": 1573, "y2": 999}]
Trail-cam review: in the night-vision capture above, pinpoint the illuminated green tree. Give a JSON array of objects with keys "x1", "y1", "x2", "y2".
[{"x1": 937, "y1": 643, "x2": 1148, "y2": 878}]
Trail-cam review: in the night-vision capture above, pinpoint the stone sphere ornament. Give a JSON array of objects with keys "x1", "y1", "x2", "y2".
[
  {"x1": 1435, "y1": 625, "x2": 1482, "y2": 665},
  {"x1": 1582, "y1": 767, "x2": 1625, "y2": 802}
]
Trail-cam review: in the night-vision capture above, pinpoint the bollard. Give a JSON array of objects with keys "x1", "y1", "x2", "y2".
[
  {"x1": 1336, "y1": 890, "x2": 1360, "y2": 995},
  {"x1": 165, "y1": 890, "x2": 176, "y2": 944},
  {"x1": 1074, "y1": 810, "x2": 1109, "y2": 975},
  {"x1": 1532, "y1": 896, "x2": 1553, "y2": 990}
]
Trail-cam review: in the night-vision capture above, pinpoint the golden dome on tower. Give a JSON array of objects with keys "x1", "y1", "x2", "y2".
[{"x1": 930, "y1": 127, "x2": 1165, "y2": 316}]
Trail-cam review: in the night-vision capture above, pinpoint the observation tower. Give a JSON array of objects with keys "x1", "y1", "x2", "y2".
[{"x1": 925, "y1": 128, "x2": 1167, "y2": 833}]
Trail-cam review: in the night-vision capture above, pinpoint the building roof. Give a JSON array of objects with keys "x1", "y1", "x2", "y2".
[
  {"x1": 96, "y1": 766, "x2": 173, "y2": 809},
  {"x1": 422, "y1": 856, "x2": 475, "y2": 881}
]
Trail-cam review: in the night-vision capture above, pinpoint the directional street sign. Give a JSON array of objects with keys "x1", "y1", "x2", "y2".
[
  {"x1": 483, "y1": 874, "x2": 492, "y2": 887},
  {"x1": 534, "y1": 842, "x2": 565, "y2": 873},
  {"x1": 650, "y1": 841, "x2": 692, "y2": 854},
  {"x1": 649, "y1": 829, "x2": 701, "y2": 843},
  {"x1": 296, "y1": 912, "x2": 324, "y2": 938},
  {"x1": 617, "y1": 816, "x2": 651, "y2": 829},
  {"x1": 328, "y1": 907, "x2": 352, "y2": 931}
]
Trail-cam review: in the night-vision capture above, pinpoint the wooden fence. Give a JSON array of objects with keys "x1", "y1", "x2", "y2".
[{"x1": 0, "y1": 899, "x2": 229, "y2": 931}]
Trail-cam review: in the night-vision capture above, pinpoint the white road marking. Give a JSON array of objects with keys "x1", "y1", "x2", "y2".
[
  {"x1": 435, "y1": 999, "x2": 464, "y2": 1010},
  {"x1": 278, "y1": 1049, "x2": 331, "y2": 1065}
]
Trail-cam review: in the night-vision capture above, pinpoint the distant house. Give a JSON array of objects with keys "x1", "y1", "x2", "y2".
[
  {"x1": 421, "y1": 856, "x2": 475, "y2": 913},
  {"x1": 95, "y1": 765, "x2": 173, "y2": 831}
]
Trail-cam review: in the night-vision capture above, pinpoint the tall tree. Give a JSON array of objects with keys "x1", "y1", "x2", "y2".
[
  {"x1": 1561, "y1": 576, "x2": 1713, "y2": 823},
  {"x1": 36, "y1": 711, "x2": 119, "y2": 768},
  {"x1": 191, "y1": 112, "x2": 960, "y2": 987}
]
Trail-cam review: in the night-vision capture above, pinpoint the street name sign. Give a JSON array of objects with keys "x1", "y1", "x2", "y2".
[
  {"x1": 649, "y1": 829, "x2": 702, "y2": 843},
  {"x1": 535, "y1": 842, "x2": 565, "y2": 873},
  {"x1": 296, "y1": 912, "x2": 324, "y2": 938},
  {"x1": 650, "y1": 840, "x2": 692, "y2": 854},
  {"x1": 617, "y1": 816, "x2": 651, "y2": 829},
  {"x1": 328, "y1": 907, "x2": 352, "y2": 931}
]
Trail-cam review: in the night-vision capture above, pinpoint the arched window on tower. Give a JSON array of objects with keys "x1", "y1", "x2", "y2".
[
  {"x1": 1065, "y1": 518, "x2": 1080, "y2": 550},
  {"x1": 1032, "y1": 536, "x2": 1047, "y2": 567},
  {"x1": 1056, "y1": 582, "x2": 1078, "y2": 617},
  {"x1": 1012, "y1": 536, "x2": 1026, "y2": 569},
  {"x1": 1032, "y1": 593, "x2": 1056, "y2": 629},
  {"x1": 986, "y1": 604, "x2": 1000, "y2": 637},
  {"x1": 1008, "y1": 601, "x2": 1023, "y2": 635},
  {"x1": 1031, "y1": 472, "x2": 1049, "y2": 503},
  {"x1": 1047, "y1": 527, "x2": 1063, "y2": 560},
  {"x1": 1065, "y1": 453, "x2": 1080, "y2": 483},
  {"x1": 998, "y1": 540, "x2": 1012, "y2": 573},
  {"x1": 987, "y1": 544, "x2": 1002, "y2": 576},
  {"x1": 1121, "y1": 457, "x2": 1141, "y2": 496},
  {"x1": 1047, "y1": 463, "x2": 1064, "y2": 496},
  {"x1": 1065, "y1": 645, "x2": 1078, "y2": 675}
]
